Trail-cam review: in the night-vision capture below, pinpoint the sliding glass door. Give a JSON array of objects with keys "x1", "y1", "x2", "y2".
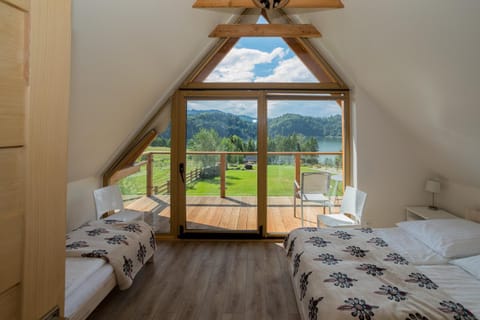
[
  {"x1": 172, "y1": 91, "x2": 348, "y2": 238},
  {"x1": 266, "y1": 97, "x2": 344, "y2": 234},
  {"x1": 173, "y1": 92, "x2": 263, "y2": 237}
]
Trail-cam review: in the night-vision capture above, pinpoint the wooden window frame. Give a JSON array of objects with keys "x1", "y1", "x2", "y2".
[
  {"x1": 172, "y1": 89, "x2": 350, "y2": 238},
  {"x1": 102, "y1": 8, "x2": 350, "y2": 239}
]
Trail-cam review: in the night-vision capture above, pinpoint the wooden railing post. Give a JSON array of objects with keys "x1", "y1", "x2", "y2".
[
  {"x1": 220, "y1": 154, "x2": 226, "y2": 198},
  {"x1": 295, "y1": 153, "x2": 301, "y2": 184},
  {"x1": 146, "y1": 153, "x2": 153, "y2": 196}
]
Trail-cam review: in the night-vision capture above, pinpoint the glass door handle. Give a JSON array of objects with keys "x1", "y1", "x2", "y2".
[{"x1": 179, "y1": 163, "x2": 185, "y2": 183}]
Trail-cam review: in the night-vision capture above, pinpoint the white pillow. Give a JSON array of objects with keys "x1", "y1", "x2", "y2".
[
  {"x1": 396, "y1": 219, "x2": 480, "y2": 258},
  {"x1": 450, "y1": 255, "x2": 480, "y2": 280},
  {"x1": 376, "y1": 228, "x2": 449, "y2": 265}
]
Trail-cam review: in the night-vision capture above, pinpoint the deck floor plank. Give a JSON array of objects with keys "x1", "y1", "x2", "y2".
[{"x1": 126, "y1": 195, "x2": 339, "y2": 234}]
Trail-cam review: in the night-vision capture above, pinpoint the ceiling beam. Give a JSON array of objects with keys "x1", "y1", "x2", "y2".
[
  {"x1": 209, "y1": 24, "x2": 321, "y2": 38},
  {"x1": 193, "y1": 0, "x2": 344, "y2": 9}
]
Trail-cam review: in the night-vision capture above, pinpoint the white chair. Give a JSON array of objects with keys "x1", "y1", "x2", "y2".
[
  {"x1": 317, "y1": 186, "x2": 367, "y2": 228},
  {"x1": 93, "y1": 185, "x2": 144, "y2": 222},
  {"x1": 294, "y1": 172, "x2": 333, "y2": 227}
]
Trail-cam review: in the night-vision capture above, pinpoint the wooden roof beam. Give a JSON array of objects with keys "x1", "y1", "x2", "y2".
[
  {"x1": 209, "y1": 24, "x2": 321, "y2": 38},
  {"x1": 193, "y1": 0, "x2": 344, "y2": 9}
]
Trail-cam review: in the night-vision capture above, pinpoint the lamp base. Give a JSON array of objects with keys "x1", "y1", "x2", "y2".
[{"x1": 428, "y1": 205, "x2": 439, "y2": 211}]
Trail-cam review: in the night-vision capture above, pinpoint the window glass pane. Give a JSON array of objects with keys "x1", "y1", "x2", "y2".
[
  {"x1": 266, "y1": 100, "x2": 343, "y2": 234},
  {"x1": 204, "y1": 37, "x2": 320, "y2": 83},
  {"x1": 118, "y1": 126, "x2": 172, "y2": 235},
  {"x1": 185, "y1": 100, "x2": 258, "y2": 231}
]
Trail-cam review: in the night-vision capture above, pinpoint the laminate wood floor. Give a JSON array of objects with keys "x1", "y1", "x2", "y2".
[{"x1": 88, "y1": 241, "x2": 300, "y2": 320}]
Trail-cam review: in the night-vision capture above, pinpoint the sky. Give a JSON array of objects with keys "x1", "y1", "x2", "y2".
[
  {"x1": 205, "y1": 16, "x2": 318, "y2": 83},
  {"x1": 193, "y1": 16, "x2": 341, "y2": 119},
  {"x1": 188, "y1": 100, "x2": 341, "y2": 119}
]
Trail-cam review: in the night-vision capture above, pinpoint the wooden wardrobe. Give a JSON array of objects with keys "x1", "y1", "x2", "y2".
[{"x1": 0, "y1": 0, "x2": 71, "y2": 318}]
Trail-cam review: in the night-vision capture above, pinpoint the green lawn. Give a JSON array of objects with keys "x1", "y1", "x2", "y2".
[
  {"x1": 118, "y1": 153, "x2": 170, "y2": 197},
  {"x1": 187, "y1": 165, "x2": 342, "y2": 197},
  {"x1": 119, "y1": 152, "x2": 343, "y2": 198}
]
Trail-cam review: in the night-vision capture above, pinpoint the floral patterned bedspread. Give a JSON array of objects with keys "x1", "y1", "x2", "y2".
[
  {"x1": 66, "y1": 220, "x2": 156, "y2": 290},
  {"x1": 285, "y1": 227, "x2": 478, "y2": 320}
]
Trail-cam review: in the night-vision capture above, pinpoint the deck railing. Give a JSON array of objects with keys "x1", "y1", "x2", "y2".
[{"x1": 128, "y1": 151, "x2": 342, "y2": 198}]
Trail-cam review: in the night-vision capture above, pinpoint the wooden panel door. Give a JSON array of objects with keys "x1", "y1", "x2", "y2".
[
  {"x1": 0, "y1": 0, "x2": 71, "y2": 318},
  {"x1": 0, "y1": 0, "x2": 26, "y2": 147},
  {"x1": 0, "y1": 1, "x2": 27, "y2": 318},
  {"x1": 22, "y1": 0, "x2": 71, "y2": 318},
  {"x1": 0, "y1": 149, "x2": 24, "y2": 294}
]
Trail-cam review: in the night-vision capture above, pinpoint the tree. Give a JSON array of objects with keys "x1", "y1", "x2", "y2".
[
  {"x1": 334, "y1": 155, "x2": 342, "y2": 170},
  {"x1": 151, "y1": 136, "x2": 169, "y2": 147},
  {"x1": 189, "y1": 128, "x2": 221, "y2": 168},
  {"x1": 246, "y1": 139, "x2": 256, "y2": 152}
]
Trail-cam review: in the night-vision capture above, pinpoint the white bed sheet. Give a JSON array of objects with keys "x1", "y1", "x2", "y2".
[
  {"x1": 65, "y1": 258, "x2": 106, "y2": 297},
  {"x1": 418, "y1": 265, "x2": 480, "y2": 317},
  {"x1": 65, "y1": 263, "x2": 116, "y2": 320},
  {"x1": 377, "y1": 227, "x2": 450, "y2": 265}
]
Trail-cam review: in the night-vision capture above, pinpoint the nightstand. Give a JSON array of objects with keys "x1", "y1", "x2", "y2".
[{"x1": 405, "y1": 206, "x2": 458, "y2": 221}]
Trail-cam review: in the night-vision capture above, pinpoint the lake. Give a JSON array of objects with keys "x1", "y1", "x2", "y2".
[{"x1": 318, "y1": 137, "x2": 342, "y2": 152}]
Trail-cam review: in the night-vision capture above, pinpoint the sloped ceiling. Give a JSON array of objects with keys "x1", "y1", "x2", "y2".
[
  {"x1": 296, "y1": 0, "x2": 480, "y2": 187},
  {"x1": 68, "y1": 0, "x2": 233, "y2": 181},
  {"x1": 69, "y1": 0, "x2": 480, "y2": 189}
]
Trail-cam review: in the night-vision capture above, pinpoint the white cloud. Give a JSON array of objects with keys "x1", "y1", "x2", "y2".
[
  {"x1": 254, "y1": 56, "x2": 318, "y2": 83},
  {"x1": 205, "y1": 47, "x2": 285, "y2": 82}
]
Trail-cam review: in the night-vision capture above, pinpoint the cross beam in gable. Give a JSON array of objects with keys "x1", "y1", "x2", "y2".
[
  {"x1": 208, "y1": 24, "x2": 321, "y2": 38},
  {"x1": 185, "y1": 8, "x2": 346, "y2": 87},
  {"x1": 193, "y1": 0, "x2": 344, "y2": 9}
]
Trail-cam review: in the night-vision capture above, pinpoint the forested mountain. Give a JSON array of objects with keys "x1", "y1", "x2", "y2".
[
  {"x1": 186, "y1": 110, "x2": 257, "y2": 141},
  {"x1": 155, "y1": 110, "x2": 341, "y2": 146},
  {"x1": 187, "y1": 110, "x2": 340, "y2": 139},
  {"x1": 269, "y1": 113, "x2": 341, "y2": 138}
]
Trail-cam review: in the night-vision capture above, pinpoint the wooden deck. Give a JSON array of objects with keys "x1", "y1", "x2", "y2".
[{"x1": 125, "y1": 195, "x2": 340, "y2": 234}]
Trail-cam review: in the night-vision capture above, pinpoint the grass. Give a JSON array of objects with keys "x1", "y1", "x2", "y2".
[
  {"x1": 119, "y1": 147, "x2": 343, "y2": 197},
  {"x1": 187, "y1": 165, "x2": 342, "y2": 196},
  {"x1": 118, "y1": 153, "x2": 170, "y2": 197}
]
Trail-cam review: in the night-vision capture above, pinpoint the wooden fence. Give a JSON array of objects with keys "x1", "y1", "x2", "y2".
[{"x1": 140, "y1": 151, "x2": 342, "y2": 198}]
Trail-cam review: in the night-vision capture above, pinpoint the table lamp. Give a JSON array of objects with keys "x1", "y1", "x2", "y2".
[{"x1": 425, "y1": 180, "x2": 441, "y2": 210}]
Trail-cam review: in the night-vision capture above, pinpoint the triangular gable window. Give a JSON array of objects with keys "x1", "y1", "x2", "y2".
[
  {"x1": 195, "y1": 15, "x2": 335, "y2": 83},
  {"x1": 203, "y1": 16, "x2": 318, "y2": 83},
  {"x1": 204, "y1": 36, "x2": 319, "y2": 83}
]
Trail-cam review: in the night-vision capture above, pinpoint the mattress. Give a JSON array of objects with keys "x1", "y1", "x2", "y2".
[
  {"x1": 418, "y1": 265, "x2": 480, "y2": 317},
  {"x1": 65, "y1": 262, "x2": 116, "y2": 320},
  {"x1": 65, "y1": 258, "x2": 106, "y2": 297},
  {"x1": 376, "y1": 227, "x2": 449, "y2": 265}
]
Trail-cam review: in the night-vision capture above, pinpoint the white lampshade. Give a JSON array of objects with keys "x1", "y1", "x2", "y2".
[{"x1": 425, "y1": 180, "x2": 441, "y2": 193}]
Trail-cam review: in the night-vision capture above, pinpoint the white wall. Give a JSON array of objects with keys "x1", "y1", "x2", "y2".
[
  {"x1": 300, "y1": 0, "x2": 480, "y2": 224},
  {"x1": 353, "y1": 89, "x2": 430, "y2": 227},
  {"x1": 66, "y1": 176, "x2": 101, "y2": 232},
  {"x1": 437, "y1": 181, "x2": 480, "y2": 219}
]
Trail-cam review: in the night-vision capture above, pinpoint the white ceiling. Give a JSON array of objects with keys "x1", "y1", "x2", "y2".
[
  {"x1": 69, "y1": 0, "x2": 480, "y2": 189},
  {"x1": 68, "y1": 0, "x2": 232, "y2": 181},
  {"x1": 299, "y1": 0, "x2": 480, "y2": 187}
]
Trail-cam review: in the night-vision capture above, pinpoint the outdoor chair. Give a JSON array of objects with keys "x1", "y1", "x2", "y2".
[
  {"x1": 294, "y1": 172, "x2": 333, "y2": 227},
  {"x1": 317, "y1": 186, "x2": 367, "y2": 228},
  {"x1": 93, "y1": 185, "x2": 144, "y2": 222}
]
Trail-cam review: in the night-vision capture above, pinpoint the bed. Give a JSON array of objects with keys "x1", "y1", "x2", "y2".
[
  {"x1": 284, "y1": 218, "x2": 480, "y2": 320},
  {"x1": 64, "y1": 219, "x2": 156, "y2": 320}
]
